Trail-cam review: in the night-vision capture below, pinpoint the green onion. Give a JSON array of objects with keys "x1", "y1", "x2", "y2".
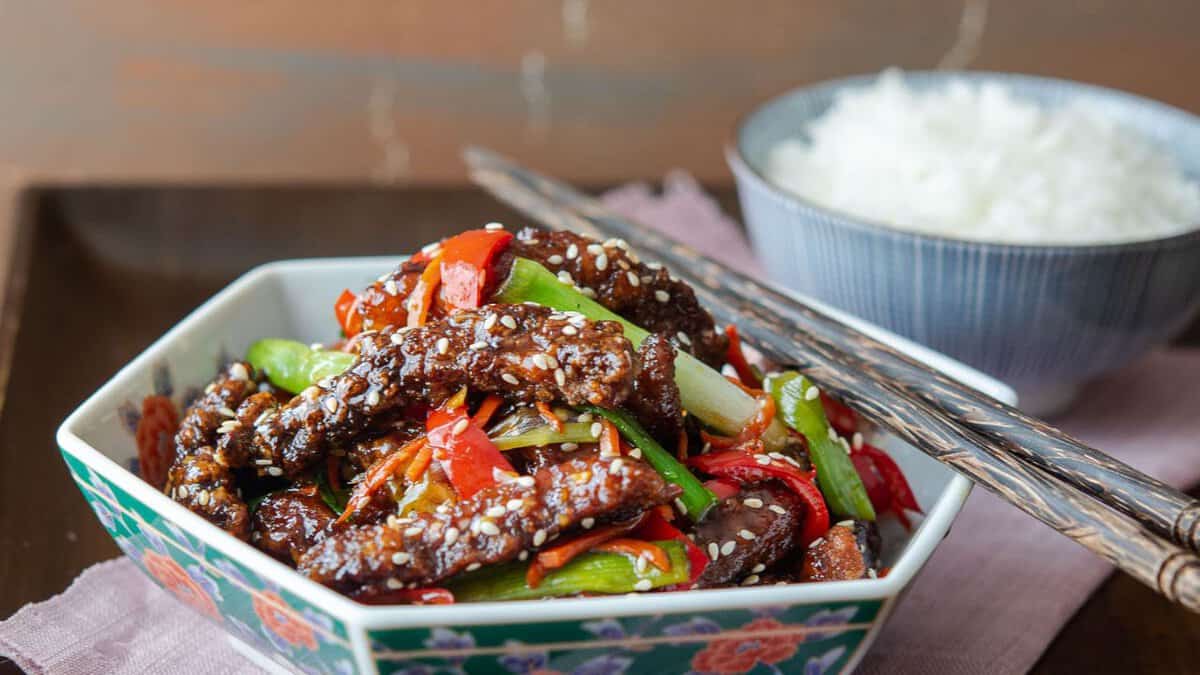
[
  {"x1": 495, "y1": 257, "x2": 788, "y2": 452},
  {"x1": 246, "y1": 338, "x2": 355, "y2": 394},
  {"x1": 490, "y1": 422, "x2": 600, "y2": 450},
  {"x1": 447, "y1": 540, "x2": 688, "y2": 602},
  {"x1": 314, "y1": 466, "x2": 348, "y2": 515},
  {"x1": 579, "y1": 406, "x2": 717, "y2": 521},
  {"x1": 765, "y1": 371, "x2": 875, "y2": 521}
]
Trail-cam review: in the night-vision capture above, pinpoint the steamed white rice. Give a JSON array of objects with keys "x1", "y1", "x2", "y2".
[{"x1": 765, "y1": 69, "x2": 1200, "y2": 245}]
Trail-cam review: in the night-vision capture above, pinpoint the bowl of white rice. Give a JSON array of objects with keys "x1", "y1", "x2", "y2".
[{"x1": 727, "y1": 70, "x2": 1200, "y2": 415}]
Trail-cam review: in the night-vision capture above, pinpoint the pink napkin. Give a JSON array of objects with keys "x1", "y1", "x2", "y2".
[{"x1": 4, "y1": 174, "x2": 1198, "y2": 674}]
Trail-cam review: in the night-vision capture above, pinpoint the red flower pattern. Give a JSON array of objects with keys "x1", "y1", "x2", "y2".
[
  {"x1": 690, "y1": 618, "x2": 803, "y2": 674},
  {"x1": 142, "y1": 549, "x2": 220, "y2": 620},
  {"x1": 252, "y1": 589, "x2": 319, "y2": 651},
  {"x1": 135, "y1": 395, "x2": 179, "y2": 489}
]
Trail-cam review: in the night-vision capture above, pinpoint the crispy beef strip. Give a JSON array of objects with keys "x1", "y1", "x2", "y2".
[
  {"x1": 164, "y1": 362, "x2": 261, "y2": 539},
  {"x1": 693, "y1": 482, "x2": 804, "y2": 588},
  {"x1": 626, "y1": 333, "x2": 684, "y2": 445},
  {"x1": 799, "y1": 520, "x2": 881, "y2": 582},
  {"x1": 232, "y1": 303, "x2": 636, "y2": 480},
  {"x1": 251, "y1": 482, "x2": 337, "y2": 565},
  {"x1": 298, "y1": 455, "x2": 676, "y2": 593}
]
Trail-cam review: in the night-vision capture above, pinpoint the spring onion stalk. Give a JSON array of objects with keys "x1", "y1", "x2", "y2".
[
  {"x1": 579, "y1": 405, "x2": 717, "y2": 521},
  {"x1": 447, "y1": 541, "x2": 688, "y2": 601},
  {"x1": 490, "y1": 423, "x2": 600, "y2": 450},
  {"x1": 495, "y1": 257, "x2": 788, "y2": 451},
  {"x1": 765, "y1": 371, "x2": 875, "y2": 521},
  {"x1": 246, "y1": 339, "x2": 355, "y2": 394}
]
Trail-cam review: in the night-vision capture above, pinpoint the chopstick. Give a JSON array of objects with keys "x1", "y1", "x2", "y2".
[{"x1": 463, "y1": 146, "x2": 1200, "y2": 612}]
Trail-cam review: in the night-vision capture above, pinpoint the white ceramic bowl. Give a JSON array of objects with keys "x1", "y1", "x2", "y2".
[{"x1": 58, "y1": 256, "x2": 1013, "y2": 674}]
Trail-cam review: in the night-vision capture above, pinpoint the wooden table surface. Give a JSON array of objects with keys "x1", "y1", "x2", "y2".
[{"x1": 1, "y1": 185, "x2": 1198, "y2": 673}]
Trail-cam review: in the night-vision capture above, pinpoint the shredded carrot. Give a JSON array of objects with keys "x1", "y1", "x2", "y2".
[
  {"x1": 724, "y1": 374, "x2": 765, "y2": 397},
  {"x1": 326, "y1": 454, "x2": 342, "y2": 493},
  {"x1": 595, "y1": 538, "x2": 671, "y2": 571},
  {"x1": 405, "y1": 253, "x2": 443, "y2": 328},
  {"x1": 472, "y1": 395, "x2": 504, "y2": 429},
  {"x1": 598, "y1": 419, "x2": 621, "y2": 458},
  {"x1": 337, "y1": 437, "x2": 426, "y2": 526},
  {"x1": 526, "y1": 513, "x2": 647, "y2": 588},
  {"x1": 535, "y1": 401, "x2": 564, "y2": 433},
  {"x1": 404, "y1": 444, "x2": 434, "y2": 482},
  {"x1": 676, "y1": 430, "x2": 689, "y2": 462}
]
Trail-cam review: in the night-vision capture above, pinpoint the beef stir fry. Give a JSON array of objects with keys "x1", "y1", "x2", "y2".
[{"x1": 143, "y1": 225, "x2": 922, "y2": 604}]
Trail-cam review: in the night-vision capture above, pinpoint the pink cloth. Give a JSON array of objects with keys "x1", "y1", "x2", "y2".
[{"x1": 3, "y1": 175, "x2": 1198, "y2": 674}]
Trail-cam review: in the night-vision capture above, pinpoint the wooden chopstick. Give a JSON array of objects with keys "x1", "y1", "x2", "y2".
[{"x1": 463, "y1": 146, "x2": 1200, "y2": 611}]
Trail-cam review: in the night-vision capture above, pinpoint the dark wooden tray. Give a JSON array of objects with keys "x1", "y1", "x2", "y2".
[{"x1": 0, "y1": 186, "x2": 1197, "y2": 673}]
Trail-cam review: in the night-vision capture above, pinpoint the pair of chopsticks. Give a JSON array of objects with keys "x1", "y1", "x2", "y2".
[{"x1": 463, "y1": 146, "x2": 1200, "y2": 612}]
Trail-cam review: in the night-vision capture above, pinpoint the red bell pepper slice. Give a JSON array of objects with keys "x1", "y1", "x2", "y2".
[
  {"x1": 850, "y1": 453, "x2": 892, "y2": 515},
  {"x1": 437, "y1": 229, "x2": 514, "y2": 311},
  {"x1": 820, "y1": 393, "x2": 858, "y2": 437},
  {"x1": 426, "y1": 402, "x2": 514, "y2": 499},
  {"x1": 723, "y1": 325, "x2": 762, "y2": 388},
  {"x1": 858, "y1": 443, "x2": 921, "y2": 513},
  {"x1": 689, "y1": 450, "x2": 830, "y2": 545},
  {"x1": 703, "y1": 478, "x2": 742, "y2": 501},
  {"x1": 334, "y1": 288, "x2": 363, "y2": 337},
  {"x1": 633, "y1": 508, "x2": 708, "y2": 587}
]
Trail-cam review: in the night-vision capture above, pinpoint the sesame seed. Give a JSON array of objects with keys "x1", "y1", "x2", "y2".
[
  {"x1": 674, "y1": 497, "x2": 688, "y2": 515},
  {"x1": 805, "y1": 386, "x2": 820, "y2": 401},
  {"x1": 318, "y1": 376, "x2": 335, "y2": 389},
  {"x1": 324, "y1": 398, "x2": 339, "y2": 414},
  {"x1": 484, "y1": 221, "x2": 505, "y2": 231},
  {"x1": 655, "y1": 290, "x2": 670, "y2": 303},
  {"x1": 808, "y1": 537, "x2": 824, "y2": 549},
  {"x1": 266, "y1": 467, "x2": 283, "y2": 477},
  {"x1": 754, "y1": 454, "x2": 771, "y2": 466},
  {"x1": 554, "y1": 368, "x2": 566, "y2": 386},
  {"x1": 205, "y1": 383, "x2": 216, "y2": 394},
  {"x1": 738, "y1": 529, "x2": 757, "y2": 541},
  {"x1": 531, "y1": 353, "x2": 550, "y2": 369},
  {"x1": 610, "y1": 458, "x2": 626, "y2": 472},
  {"x1": 566, "y1": 243, "x2": 579, "y2": 259},
  {"x1": 435, "y1": 337, "x2": 449, "y2": 355},
  {"x1": 768, "y1": 504, "x2": 787, "y2": 515},
  {"x1": 363, "y1": 390, "x2": 381, "y2": 407},
  {"x1": 466, "y1": 562, "x2": 482, "y2": 572},
  {"x1": 741, "y1": 575, "x2": 761, "y2": 586},
  {"x1": 635, "y1": 555, "x2": 649, "y2": 574},
  {"x1": 518, "y1": 550, "x2": 529, "y2": 561},
  {"x1": 517, "y1": 475, "x2": 536, "y2": 488},
  {"x1": 421, "y1": 242, "x2": 441, "y2": 255},
  {"x1": 633, "y1": 579, "x2": 653, "y2": 592},
  {"x1": 751, "y1": 563, "x2": 766, "y2": 574},
  {"x1": 647, "y1": 262, "x2": 663, "y2": 270},
  {"x1": 445, "y1": 527, "x2": 460, "y2": 545},
  {"x1": 484, "y1": 314, "x2": 498, "y2": 330},
  {"x1": 218, "y1": 406, "x2": 237, "y2": 418},
  {"x1": 390, "y1": 332, "x2": 405, "y2": 345},
  {"x1": 580, "y1": 287, "x2": 597, "y2": 298},
  {"x1": 595, "y1": 253, "x2": 608, "y2": 271},
  {"x1": 501, "y1": 373, "x2": 520, "y2": 385},
  {"x1": 560, "y1": 442, "x2": 579, "y2": 452},
  {"x1": 708, "y1": 543, "x2": 720, "y2": 560},
  {"x1": 626, "y1": 272, "x2": 640, "y2": 287},
  {"x1": 827, "y1": 427, "x2": 839, "y2": 442},
  {"x1": 229, "y1": 363, "x2": 250, "y2": 381},
  {"x1": 196, "y1": 490, "x2": 210, "y2": 506},
  {"x1": 768, "y1": 452, "x2": 787, "y2": 461},
  {"x1": 676, "y1": 331, "x2": 692, "y2": 346},
  {"x1": 386, "y1": 578, "x2": 404, "y2": 590},
  {"x1": 617, "y1": 259, "x2": 630, "y2": 271},
  {"x1": 500, "y1": 315, "x2": 517, "y2": 329},
  {"x1": 391, "y1": 552, "x2": 412, "y2": 565},
  {"x1": 852, "y1": 432, "x2": 864, "y2": 451},
  {"x1": 743, "y1": 497, "x2": 764, "y2": 508},
  {"x1": 867, "y1": 568, "x2": 878, "y2": 579},
  {"x1": 721, "y1": 541, "x2": 736, "y2": 556},
  {"x1": 479, "y1": 520, "x2": 500, "y2": 535},
  {"x1": 404, "y1": 526, "x2": 423, "y2": 537},
  {"x1": 590, "y1": 422, "x2": 603, "y2": 438},
  {"x1": 255, "y1": 458, "x2": 273, "y2": 466},
  {"x1": 581, "y1": 517, "x2": 595, "y2": 529},
  {"x1": 506, "y1": 499, "x2": 524, "y2": 512},
  {"x1": 561, "y1": 325, "x2": 578, "y2": 336},
  {"x1": 533, "y1": 529, "x2": 547, "y2": 546},
  {"x1": 836, "y1": 520, "x2": 855, "y2": 528},
  {"x1": 384, "y1": 279, "x2": 399, "y2": 296},
  {"x1": 485, "y1": 505, "x2": 506, "y2": 518},
  {"x1": 451, "y1": 418, "x2": 470, "y2": 436},
  {"x1": 641, "y1": 275, "x2": 653, "y2": 284},
  {"x1": 217, "y1": 420, "x2": 241, "y2": 434},
  {"x1": 547, "y1": 254, "x2": 564, "y2": 265}
]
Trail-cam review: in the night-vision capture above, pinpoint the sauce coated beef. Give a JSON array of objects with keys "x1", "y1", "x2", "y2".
[
  {"x1": 693, "y1": 482, "x2": 803, "y2": 588},
  {"x1": 299, "y1": 455, "x2": 677, "y2": 594},
  {"x1": 627, "y1": 333, "x2": 683, "y2": 445},
  {"x1": 164, "y1": 362, "x2": 261, "y2": 539},
  {"x1": 251, "y1": 482, "x2": 336, "y2": 564},
  {"x1": 799, "y1": 520, "x2": 881, "y2": 582},
  {"x1": 502, "y1": 228, "x2": 729, "y2": 367},
  {"x1": 227, "y1": 303, "x2": 636, "y2": 479}
]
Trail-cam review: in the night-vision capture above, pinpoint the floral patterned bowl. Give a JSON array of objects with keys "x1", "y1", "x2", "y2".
[{"x1": 58, "y1": 257, "x2": 1014, "y2": 675}]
